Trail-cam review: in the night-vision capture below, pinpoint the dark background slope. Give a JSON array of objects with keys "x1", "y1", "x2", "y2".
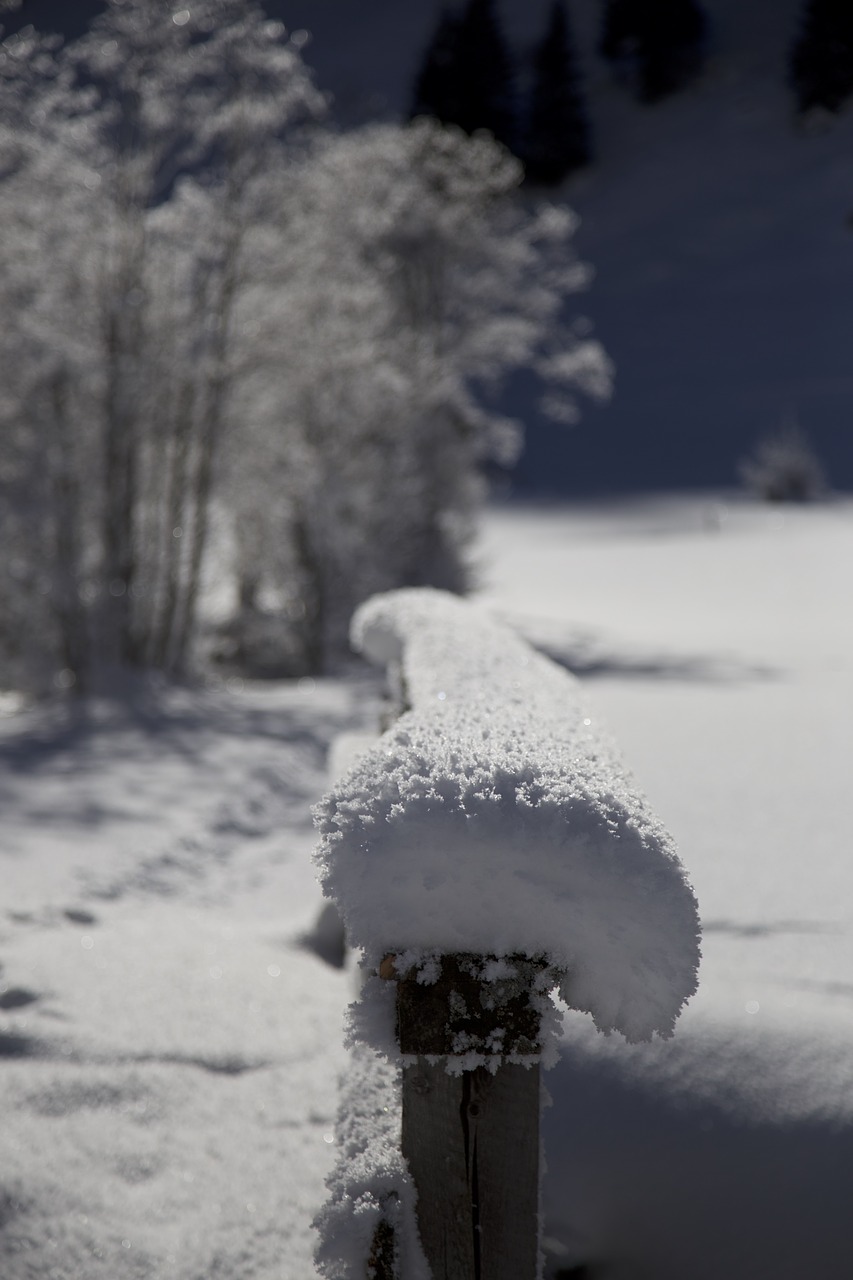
[{"x1": 5, "y1": 0, "x2": 853, "y2": 494}]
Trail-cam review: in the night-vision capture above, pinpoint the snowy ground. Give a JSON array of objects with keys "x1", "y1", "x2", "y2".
[
  {"x1": 478, "y1": 494, "x2": 853, "y2": 1277},
  {"x1": 2, "y1": 493, "x2": 852, "y2": 1278}
]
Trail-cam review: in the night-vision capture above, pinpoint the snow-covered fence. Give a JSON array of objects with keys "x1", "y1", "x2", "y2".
[{"x1": 313, "y1": 588, "x2": 700, "y2": 1280}]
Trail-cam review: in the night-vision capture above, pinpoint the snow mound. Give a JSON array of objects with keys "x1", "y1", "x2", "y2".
[{"x1": 314, "y1": 588, "x2": 700, "y2": 1042}]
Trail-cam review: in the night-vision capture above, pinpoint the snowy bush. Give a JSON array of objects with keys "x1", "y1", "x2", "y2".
[{"x1": 739, "y1": 423, "x2": 826, "y2": 502}]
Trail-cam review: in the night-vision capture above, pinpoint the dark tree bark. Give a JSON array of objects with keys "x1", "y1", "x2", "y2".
[{"x1": 47, "y1": 369, "x2": 90, "y2": 689}]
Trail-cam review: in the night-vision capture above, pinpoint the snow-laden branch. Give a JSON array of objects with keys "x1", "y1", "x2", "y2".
[{"x1": 314, "y1": 588, "x2": 700, "y2": 1044}]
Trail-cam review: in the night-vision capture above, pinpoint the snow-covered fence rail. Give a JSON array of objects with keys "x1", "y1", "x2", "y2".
[{"x1": 313, "y1": 588, "x2": 701, "y2": 1280}]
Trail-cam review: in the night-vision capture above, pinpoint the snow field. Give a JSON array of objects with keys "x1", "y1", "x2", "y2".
[
  {"x1": 1, "y1": 496, "x2": 852, "y2": 1278},
  {"x1": 0, "y1": 678, "x2": 373, "y2": 1280},
  {"x1": 478, "y1": 495, "x2": 853, "y2": 1277}
]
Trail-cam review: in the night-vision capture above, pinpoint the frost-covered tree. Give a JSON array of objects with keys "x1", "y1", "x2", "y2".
[
  {"x1": 0, "y1": 28, "x2": 103, "y2": 690},
  {"x1": 0, "y1": 2, "x2": 319, "y2": 686},
  {"x1": 64, "y1": 0, "x2": 320, "y2": 673},
  {"x1": 789, "y1": 0, "x2": 853, "y2": 115},
  {"x1": 599, "y1": 0, "x2": 708, "y2": 103},
  {"x1": 225, "y1": 119, "x2": 611, "y2": 671},
  {"x1": 524, "y1": 0, "x2": 592, "y2": 185},
  {"x1": 0, "y1": 11, "x2": 610, "y2": 690}
]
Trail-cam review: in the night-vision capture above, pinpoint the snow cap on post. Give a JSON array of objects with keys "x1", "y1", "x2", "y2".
[{"x1": 315, "y1": 588, "x2": 701, "y2": 1043}]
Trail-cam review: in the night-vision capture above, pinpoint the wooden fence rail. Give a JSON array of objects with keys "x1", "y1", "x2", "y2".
[{"x1": 312, "y1": 588, "x2": 701, "y2": 1280}]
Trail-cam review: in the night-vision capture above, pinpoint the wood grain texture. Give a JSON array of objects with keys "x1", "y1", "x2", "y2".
[
  {"x1": 402, "y1": 1059, "x2": 474, "y2": 1279},
  {"x1": 396, "y1": 952, "x2": 545, "y2": 1280},
  {"x1": 468, "y1": 1062, "x2": 540, "y2": 1280},
  {"x1": 401, "y1": 1058, "x2": 541, "y2": 1280}
]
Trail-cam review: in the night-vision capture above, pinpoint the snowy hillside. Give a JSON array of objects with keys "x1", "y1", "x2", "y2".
[{"x1": 2, "y1": 494, "x2": 852, "y2": 1278}]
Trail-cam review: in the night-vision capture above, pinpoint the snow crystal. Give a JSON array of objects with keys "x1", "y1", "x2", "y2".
[{"x1": 314, "y1": 588, "x2": 700, "y2": 1043}]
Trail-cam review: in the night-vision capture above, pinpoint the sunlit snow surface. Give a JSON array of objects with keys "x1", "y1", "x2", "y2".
[
  {"x1": 1, "y1": 494, "x2": 852, "y2": 1278},
  {"x1": 477, "y1": 494, "x2": 853, "y2": 1277}
]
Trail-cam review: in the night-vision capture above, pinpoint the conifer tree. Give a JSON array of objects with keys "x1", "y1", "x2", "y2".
[
  {"x1": 599, "y1": 0, "x2": 639, "y2": 63},
  {"x1": 524, "y1": 0, "x2": 591, "y2": 185},
  {"x1": 453, "y1": 0, "x2": 516, "y2": 149},
  {"x1": 790, "y1": 0, "x2": 853, "y2": 114},
  {"x1": 409, "y1": 0, "x2": 517, "y2": 152},
  {"x1": 599, "y1": 0, "x2": 707, "y2": 103},
  {"x1": 410, "y1": 7, "x2": 464, "y2": 125}
]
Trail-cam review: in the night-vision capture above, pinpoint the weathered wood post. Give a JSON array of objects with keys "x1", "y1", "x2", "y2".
[{"x1": 383, "y1": 952, "x2": 547, "y2": 1280}]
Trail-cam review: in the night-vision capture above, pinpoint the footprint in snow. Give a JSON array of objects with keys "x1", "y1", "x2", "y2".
[
  {"x1": 0, "y1": 1031, "x2": 42, "y2": 1058},
  {"x1": 0, "y1": 987, "x2": 39, "y2": 1011},
  {"x1": 63, "y1": 908, "x2": 98, "y2": 926}
]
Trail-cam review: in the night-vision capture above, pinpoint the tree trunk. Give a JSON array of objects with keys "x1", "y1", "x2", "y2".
[
  {"x1": 146, "y1": 378, "x2": 194, "y2": 668},
  {"x1": 290, "y1": 509, "x2": 327, "y2": 674},
  {"x1": 101, "y1": 308, "x2": 139, "y2": 664},
  {"x1": 47, "y1": 369, "x2": 89, "y2": 689},
  {"x1": 99, "y1": 195, "x2": 146, "y2": 667},
  {"x1": 169, "y1": 214, "x2": 243, "y2": 672}
]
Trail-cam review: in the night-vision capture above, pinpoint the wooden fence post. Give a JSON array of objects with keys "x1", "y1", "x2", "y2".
[
  {"x1": 382, "y1": 953, "x2": 546, "y2": 1280},
  {"x1": 317, "y1": 589, "x2": 701, "y2": 1280}
]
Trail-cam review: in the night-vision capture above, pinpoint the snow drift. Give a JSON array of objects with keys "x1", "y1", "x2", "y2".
[
  {"x1": 313, "y1": 1043, "x2": 431, "y2": 1280},
  {"x1": 314, "y1": 588, "x2": 700, "y2": 1043}
]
